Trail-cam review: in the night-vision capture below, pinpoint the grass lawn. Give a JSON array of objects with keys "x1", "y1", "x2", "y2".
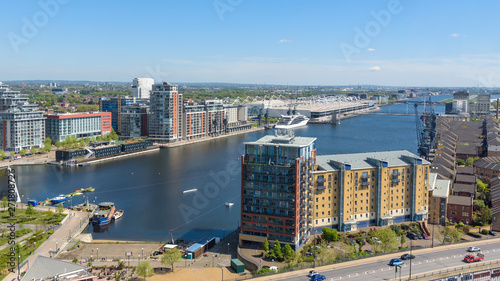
[
  {"x1": 0, "y1": 209, "x2": 66, "y2": 225},
  {"x1": 0, "y1": 229, "x2": 52, "y2": 278},
  {"x1": 0, "y1": 228, "x2": 32, "y2": 247}
]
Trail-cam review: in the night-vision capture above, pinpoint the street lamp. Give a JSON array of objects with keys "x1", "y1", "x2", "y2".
[
  {"x1": 142, "y1": 248, "x2": 144, "y2": 261},
  {"x1": 227, "y1": 243, "x2": 230, "y2": 255},
  {"x1": 217, "y1": 263, "x2": 224, "y2": 281},
  {"x1": 432, "y1": 216, "x2": 435, "y2": 248},
  {"x1": 55, "y1": 242, "x2": 58, "y2": 252},
  {"x1": 409, "y1": 238, "x2": 413, "y2": 280}
]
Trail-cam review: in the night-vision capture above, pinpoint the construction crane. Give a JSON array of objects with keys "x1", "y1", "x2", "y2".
[{"x1": 414, "y1": 97, "x2": 437, "y2": 160}]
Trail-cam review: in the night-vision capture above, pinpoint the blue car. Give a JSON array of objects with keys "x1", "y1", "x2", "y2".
[
  {"x1": 389, "y1": 258, "x2": 404, "y2": 266},
  {"x1": 311, "y1": 274, "x2": 326, "y2": 281}
]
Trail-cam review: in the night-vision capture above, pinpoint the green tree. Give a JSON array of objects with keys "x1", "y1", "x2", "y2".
[
  {"x1": 30, "y1": 147, "x2": 37, "y2": 155},
  {"x1": 136, "y1": 261, "x2": 153, "y2": 278},
  {"x1": 116, "y1": 260, "x2": 125, "y2": 270},
  {"x1": 1, "y1": 196, "x2": 8, "y2": 208},
  {"x1": 10, "y1": 151, "x2": 15, "y2": 157},
  {"x1": 400, "y1": 234, "x2": 406, "y2": 248},
  {"x1": 272, "y1": 240, "x2": 283, "y2": 261},
  {"x1": 72, "y1": 258, "x2": 78, "y2": 263},
  {"x1": 55, "y1": 141, "x2": 62, "y2": 149},
  {"x1": 56, "y1": 204, "x2": 64, "y2": 214},
  {"x1": 474, "y1": 200, "x2": 486, "y2": 212},
  {"x1": 465, "y1": 157, "x2": 479, "y2": 166},
  {"x1": 44, "y1": 137, "x2": 52, "y2": 147},
  {"x1": 374, "y1": 227, "x2": 399, "y2": 252},
  {"x1": 282, "y1": 244, "x2": 294, "y2": 262},
  {"x1": 321, "y1": 227, "x2": 339, "y2": 242},
  {"x1": 263, "y1": 238, "x2": 269, "y2": 252},
  {"x1": 26, "y1": 205, "x2": 35, "y2": 215},
  {"x1": 160, "y1": 248, "x2": 182, "y2": 273},
  {"x1": 456, "y1": 158, "x2": 465, "y2": 165},
  {"x1": 19, "y1": 149, "x2": 26, "y2": 156},
  {"x1": 0, "y1": 150, "x2": 4, "y2": 160}
]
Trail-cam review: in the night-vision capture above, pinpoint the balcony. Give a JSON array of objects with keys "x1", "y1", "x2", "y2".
[
  {"x1": 361, "y1": 173, "x2": 370, "y2": 179},
  {"x1": 361, "y1": 180, "x2": 370, "y2": 186},
  {"x1": 317, "y1": 185, "x2": 326, "y2": 191},
  {"x1": 392, "y1": 171, "x2": 401, "y2": 176},
  {"x1": 317, "y1": 177, "x2": 326, "y2": 184},
  {"x1": 392, "y1": 178, "x2": 400, "y2": 183}
]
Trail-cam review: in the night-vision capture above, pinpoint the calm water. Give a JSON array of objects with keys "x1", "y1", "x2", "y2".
[{"x1": 0, "y1": 96, "x2": 449, "y2": 242}]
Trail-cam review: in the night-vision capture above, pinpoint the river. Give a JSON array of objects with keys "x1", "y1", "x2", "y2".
[{"x1": 0, "y1": 94, "x2": 460, "y2": 242}]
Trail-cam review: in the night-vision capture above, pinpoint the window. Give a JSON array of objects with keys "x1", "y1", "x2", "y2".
[{"x1": 462, "y1": 212, "x2": 469, "y2": 217}]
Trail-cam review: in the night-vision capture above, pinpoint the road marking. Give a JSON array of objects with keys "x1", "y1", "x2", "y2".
[
  {"x1": 485, "y1": 250, "x2": 490, "y2": 253},
  {"x1": 332, "y1": 277, "x2": 342, "y2": 280}
]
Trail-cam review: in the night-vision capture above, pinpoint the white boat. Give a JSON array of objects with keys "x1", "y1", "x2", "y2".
[
  {"x1": 113, "y1": 210, "x2": 124, "y2": 220},
  {"x1": 225, "y1": 202, "x2": 234, "y2": 207},
  {"x1": 183, "y1": 189, "x2": 197, "y2": 194},
  {"x1": 275, "y1": 114, "x2": 309, "y2": 129}
]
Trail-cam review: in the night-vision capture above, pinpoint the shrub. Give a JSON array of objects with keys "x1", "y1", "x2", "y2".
[
  {"x1": 468, "y1": 232, "x2": 482, "y2": 238},
  {"x1": 481, "y1": 229, "x2": 489, "y2": 235}
]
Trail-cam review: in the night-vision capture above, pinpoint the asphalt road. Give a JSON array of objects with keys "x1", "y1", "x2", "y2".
[{"x1": 285, "y1": 241, "x2": 500, "y2": 281}]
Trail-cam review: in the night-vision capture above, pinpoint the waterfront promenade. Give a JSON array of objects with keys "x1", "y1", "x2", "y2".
[{"x1": 157, "y1": 126, "x2": 265, "y2": 148}]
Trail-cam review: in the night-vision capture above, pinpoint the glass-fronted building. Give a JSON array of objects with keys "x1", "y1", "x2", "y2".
[
  {"x1": 0, "y1": 83, "x2": 45, "y2": 151},
  {"x1": 44, "y1": 112, "x2": 112, "y2": 143},
  {"x1": 239, "y1": 131, "x2": 316, "y2": 250}
]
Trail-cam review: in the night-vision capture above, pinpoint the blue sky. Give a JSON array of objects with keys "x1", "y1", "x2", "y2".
[{"x1": 1, "y1": 0, "x2": 500, "y2": 87}]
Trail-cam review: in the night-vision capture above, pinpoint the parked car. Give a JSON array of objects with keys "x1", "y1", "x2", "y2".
[
  {"x1": 269, "y1": 266, "x2": 278, "y2": 271},
  {"x1": 389, "y1": 258, "x2": 404, "y2": 266},
  {"x1": 364, "y1": 249, "x2": 373, "y2": 254},
  {"x1": 4, "y1": 156, "x2": 13, "y2": 160},
  {"x1": 372, "y1": 237, "x2": 382, "y2": 244},
  {"x1": 417, "y1": 233, "x2": 423, "y2": 239},
  {"x1": 490, "y1": 230, "x2": 497, "y2": 236},
  {"x1": 25, "y1": 153, "x2": 31, "y2": 156},
  {"x1": 407, "y1": 232, "x2": 419, "y2": 240},
  {"x1": 308, "y1": 271, "x2": 318, "y2": 277},
  {"x1": 467, "y1": 246, "x2": 481, "y2": 252},
  {"x1": 350, "y1": 240, "x2": 355, "y2": 246},
  {"x1": 311, "y1": 274, "x2": 326, "y2": 281},
  {"x1": 422, "y1": 234, "x2": 430, "y2": 240},
  {"x1": 14, "y1": 155, "x2": 21, "y2": 160},
  {"x1": 356, "y1": 238, "x2": 366, "y2": 245},
  {"x1": 401, "y1": 254, "x2": 416, "y2": 260}
]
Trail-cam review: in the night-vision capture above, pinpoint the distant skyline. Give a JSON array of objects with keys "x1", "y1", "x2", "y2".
[{"x1": 2, "y1": 1, "x2": 500, "y2": 87}]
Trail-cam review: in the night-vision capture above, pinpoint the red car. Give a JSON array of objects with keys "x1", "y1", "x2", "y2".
[{"x1": 422, "y1": 234, "x2": 430, "y2": 240}]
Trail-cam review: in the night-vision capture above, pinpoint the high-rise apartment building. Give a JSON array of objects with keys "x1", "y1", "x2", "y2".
[
  {"x1": 44, "y1": 112, "x2": 112, "y2": 143},
  {"x1": 312, "y1": 150, "x2": 430, "y2": 232},
  {"x1": 120, "y1": 104, "x2": 149, "y2": 138},
  {"x1": 132, "y1": 78, "x2": 154, "y2": 99},
  {"x1": 239, "y1": 131, "x2": 316, "y2": 250},
  {"x1": 99, "y1": 97, "x2": 148, "y2": 134},
  {"x1": 0, "y1": 83, "x2": 45, "y2": 151},
  {"x1": 148, "y1": 82, "x2": 183, "y2": 142}
]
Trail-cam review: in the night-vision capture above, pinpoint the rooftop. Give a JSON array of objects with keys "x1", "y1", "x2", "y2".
[
  {"x1": 315, "y1": 150, "x2": 429, "y2": 171},
  {"x1": 432, "y1": 178, "x2": 451, "y2": 198},
  {"x1": 448, "y1": 195, "x2": 473, "y2": 206},
  {"x1": 245, "y1": 132, "x2": 316, "y2": 147},
  {"x1": 21, "y1": 256, "x2": 92, "y2": 281}
]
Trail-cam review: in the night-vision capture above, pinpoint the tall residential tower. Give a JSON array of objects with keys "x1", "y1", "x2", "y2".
[
  {"x1": 148, "y1": 82, "x2": 183, "y2": 142},
  {"x1": 239, "y1": 130, "x2": 316, "y2": 250},
  {"x1": 132, "y1": 78, "x2": 154, "y2": 99}
]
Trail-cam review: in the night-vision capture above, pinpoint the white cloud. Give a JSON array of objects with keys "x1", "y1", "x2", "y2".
[
  {"x1": 369, "y1": 66, "x2": 381, "y2": 71},
  {"x1": 367, "y1": 48, "x2": 376, "y2": 52},
  {"x1": 450, "y1": 33, "x2": 460, "y2": 37},
  {"x1": 279, "y1": 39, "x2": 293, "y2": 43}
]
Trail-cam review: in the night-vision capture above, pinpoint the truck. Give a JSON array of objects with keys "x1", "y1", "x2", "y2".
[{"x1": 464, "y1": 253, "x2": 484, "y2": 263}]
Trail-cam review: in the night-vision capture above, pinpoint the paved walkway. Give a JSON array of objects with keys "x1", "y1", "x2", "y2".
[{"x1": 4, "y1": 209, "x2": 92, "y2": 281}]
